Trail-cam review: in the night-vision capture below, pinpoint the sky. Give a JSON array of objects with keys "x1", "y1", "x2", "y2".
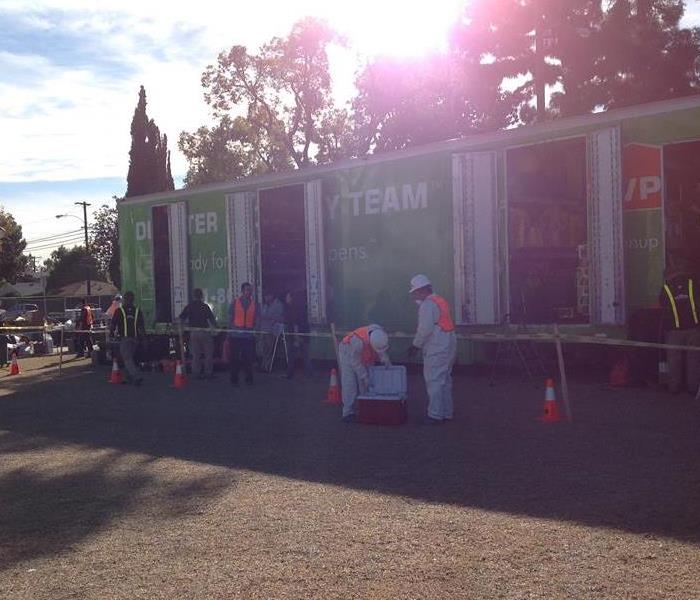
[
  {"x1": 1, "y1": 0, "x2": 699, "y2": 262},
  {"x1": 0, "y1": 0, "x2": 466, "y2": 261}
]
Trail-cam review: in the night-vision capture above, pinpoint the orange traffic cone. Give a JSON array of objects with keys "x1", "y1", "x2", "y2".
[
  {"x1": 9, "y1": 352, "x2": 20, "y2": 376},
  {"x1": 539, "y1": 378, "x2": 562, "y2": 423},
  {"x1": 108, "y1": 359, "x2": 123, "y2": 384},
  {"x1": 324, "y1": 368, "x2": 341, "y2": 405},
  {"x1": 609, "y1": 357, "x2": 628, "y2": 387},
  {"x1": 172, "y1": 360, "x2": 186, "y2": 389}
]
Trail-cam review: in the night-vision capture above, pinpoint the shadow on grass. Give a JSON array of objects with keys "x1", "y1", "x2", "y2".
[
  {"x1": 1, "y1": 362, "x2": 699, "y2": 552},
  {"x1": 0, "y1": 439, "x2": 234, "y2": 568}
]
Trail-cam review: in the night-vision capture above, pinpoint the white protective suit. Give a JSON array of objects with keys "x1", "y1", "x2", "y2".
[
  {"x1": 339, "y1": 326, "x2": 389, "y2": 418},
  {"x1": 413, "y1": 297, "x2": 457, "y2": 420}
]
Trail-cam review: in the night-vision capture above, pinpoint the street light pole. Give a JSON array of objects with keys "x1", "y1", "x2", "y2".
[{"x1": 75, "y1": 202, "x2": 92, "y2": 296}]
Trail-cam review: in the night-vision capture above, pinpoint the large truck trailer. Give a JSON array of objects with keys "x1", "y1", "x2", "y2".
[{"x1": 118, "y1": 95, "x2": 700, "y2": 362}]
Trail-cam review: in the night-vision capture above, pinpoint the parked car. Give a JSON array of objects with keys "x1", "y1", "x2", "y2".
[{"x1": 1, "y1": 303, "x2": 39, "y2": 322}]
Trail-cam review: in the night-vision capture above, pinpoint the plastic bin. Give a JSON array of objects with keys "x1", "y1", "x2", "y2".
[{"x1": 357, "y1": 365, "x2": 408, "y2": 426}]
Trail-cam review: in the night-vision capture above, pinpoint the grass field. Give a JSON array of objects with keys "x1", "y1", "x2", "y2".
[{"x1": 1, "y1": 355, "x2": 699, "y2": 599}]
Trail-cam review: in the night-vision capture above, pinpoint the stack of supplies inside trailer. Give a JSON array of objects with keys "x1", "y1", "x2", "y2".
[{"x1": 357, "y1": 365, "x2": 407, "y2": 426}]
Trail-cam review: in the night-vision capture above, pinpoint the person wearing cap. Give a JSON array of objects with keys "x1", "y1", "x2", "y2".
[
  {"x1": 407, "y1": 274, "x2": 457, "y2": 424},
  {"x1": 339, "y1": 324, "x2": 391, "y2": 423},
  {"x1": 659, "y1": 261, "x2": 700, "y2": 393}
]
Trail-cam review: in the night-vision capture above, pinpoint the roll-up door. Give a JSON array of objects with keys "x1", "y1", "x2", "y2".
[
  {"x1": 304, "y1": 179, "x2": 327, "y2": 324},
  {"x1": 588, "y1": 126, "x2": 624, "y2": 324},
  {"x1": 452, "y1": 152, "x2": 499, "y2": 324},
  {"x1": 226, "y1": 191, "x2": 259, "y2": 301},
  {"x1": 167, "y1": 201, "x2": 189, "y2": 319}
]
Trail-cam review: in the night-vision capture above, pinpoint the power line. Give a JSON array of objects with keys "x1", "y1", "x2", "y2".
[
  {"x1": 26, "y1": 234, "x2": 85, "y2": 249},
  {"x1": 26, "y1": 236, "x2": 86, "y2": 252},
  {"x1": 25, "y1": 229, "x2": 83, "y2": 244}
]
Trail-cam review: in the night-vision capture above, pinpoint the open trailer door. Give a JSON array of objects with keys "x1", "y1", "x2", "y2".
[
  {"x1": 588, "y1": 126, "x2": 625, "y2": 325},
  {"x1": 452, "y1": 152, "x2": 500, "y2": 325},
  {"x1": 151, "y1": 201, "x2": 188, "y2": 322},
  {"x1": 226, "y1": 191, "x2": 260, "y2": 301},
  {"x1": 304, "y1": 179, "x2": 327, "y2": 325}
]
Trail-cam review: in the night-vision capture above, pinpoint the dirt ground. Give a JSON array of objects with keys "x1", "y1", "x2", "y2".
[{"x1": 0, "y1": 353, "x2": 699, "y2": 599}]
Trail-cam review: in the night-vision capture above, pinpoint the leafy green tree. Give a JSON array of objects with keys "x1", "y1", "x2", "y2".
[
  {"x1": 126, "y1": 85, "x2": 175, "y2": 197},
  {"x1": 181, "y1": 18, "x2": 351, "y2": 185},
  {"x1": 0, "y1": 207, "x2": 28, "y2": 284},
  {"x1": 179, "y1": 115, "x2": 272, "y2": 187},
  {"x1": 43, "y1": 246, "x2": 104, "y2": 293},
  {"x1": 455, "y1": 0, "x2": 700, "y2": 121},
  {"x1": 553, "y1": 0, "x2": 700, "y2": 115},
  {"x1": 90, "y1": 201, "x2": 121, "y2": 289},
  {"x1": 351, "y1": 53, "x2": 518, "y2": 154}
]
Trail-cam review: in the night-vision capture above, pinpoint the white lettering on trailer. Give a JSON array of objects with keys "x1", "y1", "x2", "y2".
[
  {"x1": 624, "y1": 176, "x2": 662, "y2": 204},
  {"x1": 135, "y1": 221, "x2": 152, "y2": 241},
  {"x1": 188, "y1": 212, "x2": 218, "y2": 235},
  {"x1": 626, "y1": 237, "x2": 660, "y2": 251},
  {"x1": 328, "y1": 182, "x2": 428, "y2": 220}
]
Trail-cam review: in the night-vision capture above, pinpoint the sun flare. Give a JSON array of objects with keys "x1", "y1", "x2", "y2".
[{"x1": 321, "y1": 0, "x2": 466, "y2": 58}]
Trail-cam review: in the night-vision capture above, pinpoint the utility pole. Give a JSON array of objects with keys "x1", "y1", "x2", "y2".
[{"x1": 75, "y1": 201, "x2": 92, "y2": 296}]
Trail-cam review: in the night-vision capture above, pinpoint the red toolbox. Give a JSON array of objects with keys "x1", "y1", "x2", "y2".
[{"x1": 357, "y1": 366, "x2": 407, "y2": 426}]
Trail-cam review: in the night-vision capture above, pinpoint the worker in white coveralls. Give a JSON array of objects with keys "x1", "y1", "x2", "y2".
[
  {"x1": 339, "y1": 324, "x2": 391, "y2": 423},
  {"x1": 406, "y1": 274, "x2": 457, "y2": 424}
]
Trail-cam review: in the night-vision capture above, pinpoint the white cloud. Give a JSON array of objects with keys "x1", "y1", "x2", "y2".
[{"x1": 0, "y1": 0, "x2": 467, "y2": 183}]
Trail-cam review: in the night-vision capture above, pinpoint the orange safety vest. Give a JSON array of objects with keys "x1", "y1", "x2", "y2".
[
  {"x1": 232, "y1": 298, "x2": 256, "y2": 329},
  {"x1": 342, "y1": 326, "x2": 378, "y2": 365},
  {"x1": 428, "y1": 294, "x2": 455, "y2": 332},
  {"x1": 81, "y1": 306, "x2": 93, "y2": 328}
]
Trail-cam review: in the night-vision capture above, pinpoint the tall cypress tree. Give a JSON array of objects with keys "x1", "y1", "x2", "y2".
[{"x1": 126, "y1": 85, "x2": 175, "y2": 197}]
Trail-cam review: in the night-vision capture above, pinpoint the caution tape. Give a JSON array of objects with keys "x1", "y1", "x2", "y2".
[
  {"x1": 177, "y1": 325, "x2": 700, "y2": 354},
  {"x1": 3, "y1": 322, "x2": 697, "y2": 354}
]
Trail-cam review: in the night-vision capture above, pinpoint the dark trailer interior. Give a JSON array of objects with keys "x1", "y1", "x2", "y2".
[{"x1": 507, "y1": 137, "x2": 589, "y2": 325}]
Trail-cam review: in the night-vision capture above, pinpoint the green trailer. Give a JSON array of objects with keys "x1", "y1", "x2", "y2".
[{"x1": 118, "y1": 95, "x2": 700, "y2": 363}]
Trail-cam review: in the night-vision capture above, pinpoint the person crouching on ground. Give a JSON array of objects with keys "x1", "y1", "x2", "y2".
[
  {"x1": 228, "y1": 282, "x2": 259, "y2": 387},
  {"x1": 339, "y1": 324, "x2": 390, "y2": 423},
  {"x1": 109, "y1": 291, "x2": 145, "y2": 386},
  {"x1": 406, "y1": 274, "x2": 457, "y2": 424}
]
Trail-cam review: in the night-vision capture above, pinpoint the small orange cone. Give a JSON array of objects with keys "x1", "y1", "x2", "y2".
[
  {"x1": 324, "y1": 368, "x2": 341, "y2": 405},
  {"x1": 539, "y1": 378, "x2": 562, "y2": 423},
  {"x1": 9, "y1": 352, "x2": 20, "y2": 376},
  {"x1": 172, "y1": 360, "x2": 186, "y2": 389},
  {"x1": 609, "y1": 357, "x2": 628, "y2": 387},
  {"x1": 108, "y1": 359, "x2": 123, "y2": 384}
]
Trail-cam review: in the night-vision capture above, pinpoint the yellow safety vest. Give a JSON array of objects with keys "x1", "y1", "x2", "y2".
[
  {"x1": 119, "y1": 306, "x2": 140, "y2": 337},
  {"x1": 663, "y1": 279, "x2": 698, "y2": 329}
]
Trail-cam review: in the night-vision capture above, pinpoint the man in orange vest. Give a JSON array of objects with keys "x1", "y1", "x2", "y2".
[
  {"x1": 407, "y1": 274, "x2": 457, "y2": 424},
  {"x1": 659, "y1": 261, "x2": 700, "y2": 394},
  {"x1": 339, "y1": 324, "x2": 390, "y2": 423},
  {"x1": 228, "y1": 282, "x2": 259, "y2": 387}
]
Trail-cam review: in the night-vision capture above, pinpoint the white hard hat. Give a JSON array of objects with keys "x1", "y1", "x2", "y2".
[
  {"x1": 368, "y1": 326, "x2": 389, "y2": 353},
  {"x1": 114, "y1": 294, "x2": 123, "y2": 301},
  {"x1": 409, "y1": 274, "x2": 432, "y2": 294}
]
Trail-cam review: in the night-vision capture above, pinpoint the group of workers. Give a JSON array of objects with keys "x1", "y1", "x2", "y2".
[
  {"x1": 339, "y1": 274, "x2": 456, "y2": 424},
  {"x1": 105, "y1": 273, "x2": 457, "y2": 424}
]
